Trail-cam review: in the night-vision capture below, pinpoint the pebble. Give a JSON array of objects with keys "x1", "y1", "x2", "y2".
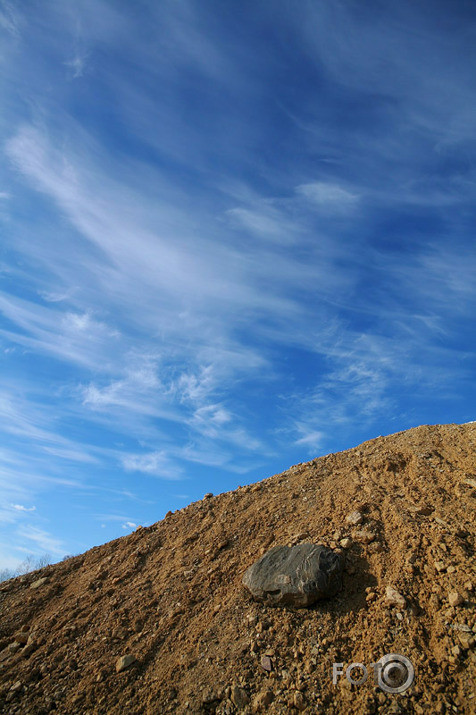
[
  {"x1": 458, "y1": 633, "x2": 475, "y2": 650},
  {"x1": 30, "y1": 577, "x2": 48, "y2": 590},
  {"x1": 115, "y1": 654, "x2": 137, "y2": 673},
  {"x1": 231, "y1": 684, "x2": 250, "y2": 709},
  {"x1": 353, "y1": 529, "x2": 375, "y2": 544},
  {"x1": 339, "y1": 538, "x2": 352, "y2": 549},
  {"x1": 293, "y1": 691, "x2": 307, "y2": 711},
  {"x1": 251, "y1": 689, "x2": 274, "y2": 712},
  {"x1": 260, "y1": 655, "x2": 273, "y2": 672},
  {"x1": 14, "y1": 632, "x2": 29, "y2": 645},
  {"x1": 448, "y1": 591, "x2": 464, "y2": 607},
  {"x1": 385, "y1": 586, "x2": 407, "y2": 609},
  {"x1": 346, "y1": 510, "x2": 363, "y2": 525}
]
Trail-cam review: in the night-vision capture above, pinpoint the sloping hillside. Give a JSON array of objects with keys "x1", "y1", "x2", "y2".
[{"x1": 1, "y1": 423, "x2": 475, "y2": 714}]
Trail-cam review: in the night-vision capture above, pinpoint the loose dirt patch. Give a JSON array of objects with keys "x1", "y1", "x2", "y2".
[{"x1": 1, "y1": 423, "x2": 475, "y2": 713}]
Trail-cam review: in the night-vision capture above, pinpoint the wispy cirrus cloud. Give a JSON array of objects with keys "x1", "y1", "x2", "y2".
[
  {"x1": 16, "y1": 525, "x2": 65, "y2": 556},
  {"x1": 0, "y1": 0, "x2": 475, "y2": 571},
  {"x1": 297, "y1": 182, "x2": 359, "y2": 212}
]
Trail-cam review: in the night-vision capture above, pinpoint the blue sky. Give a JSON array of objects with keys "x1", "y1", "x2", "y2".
[{"x1": 1, "y1": 0, "x2": 475, "y2": 569}]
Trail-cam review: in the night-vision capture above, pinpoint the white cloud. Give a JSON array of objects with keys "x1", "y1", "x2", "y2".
[
  {"x1": 0, "y1": 1, "x2": 19, "y2": 37},
  {"x1": 64, "y1": 51, "x2": 89, "y2": 79},
  {"x1": 0, "y1": 291, "x2": 121, "y2": 370},
  {"x1": 1, "y1": 0, "x2": 475, "y2": 572},
  {"x1": 297, "y1": 182, "x2": 359, "y2": 210},
  {"x1": 294, "y1": 429, "x2": 325, "y2": 451},
  {"x1": 10, "y1": 504, "x2": 36, "y2": 512},
  {"x1": 16, "y1": 525, "x2": 65, "y2": 556},
  {"x1": 121, "y1": 450, "x2": 184, "y2": 480},
  {"x1": 121, "y1": 521, "x2": 137, "y2": 530},
  {"x1": 226, "y1": 206, "x2": 299, "y2": 243}
]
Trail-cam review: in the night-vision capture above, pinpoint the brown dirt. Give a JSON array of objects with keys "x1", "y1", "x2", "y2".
[{"x1": 1, "y1": 422, "x2": 475, "y2": 714}]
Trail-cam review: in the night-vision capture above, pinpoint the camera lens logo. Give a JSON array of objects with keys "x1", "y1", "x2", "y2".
[
  {"x1": 333, "y1": 654, "x2": 414, "y2": 694},
  {"x1": 376, "y1": 654, "x2": 414, "y2": 694}
]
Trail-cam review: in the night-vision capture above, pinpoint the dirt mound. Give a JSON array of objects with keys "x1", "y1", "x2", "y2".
[{"x1": 1, "y1": 423, "x2": 475, "y2": 714}]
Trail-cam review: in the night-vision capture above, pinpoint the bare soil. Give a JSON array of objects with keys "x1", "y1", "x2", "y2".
[{"x1": 1, "y1": 422, "x2": 475, "y2": 714}]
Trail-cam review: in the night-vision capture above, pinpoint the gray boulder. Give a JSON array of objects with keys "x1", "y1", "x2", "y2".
[{"x1": 242, "y1": 543, "x2": 343, "y2": 607}]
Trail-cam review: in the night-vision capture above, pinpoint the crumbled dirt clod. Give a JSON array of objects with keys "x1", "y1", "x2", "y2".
[{"x1": 0, "y1": 422, "x2": 475, "y2": 714}]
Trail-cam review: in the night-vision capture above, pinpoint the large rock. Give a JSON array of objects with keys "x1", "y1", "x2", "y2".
[{"x1": 242, "y1": 543, "x2": 343, "y2": 607}]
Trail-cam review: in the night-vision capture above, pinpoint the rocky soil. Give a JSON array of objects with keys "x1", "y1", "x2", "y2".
[{"x1": 0, "y1": 422, "x2": 475, "y2": 714}]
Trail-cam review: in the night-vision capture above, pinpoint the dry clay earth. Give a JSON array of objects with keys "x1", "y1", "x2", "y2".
[{"x1": 1, "y1": 423, "x2": 475, "y2": 715}]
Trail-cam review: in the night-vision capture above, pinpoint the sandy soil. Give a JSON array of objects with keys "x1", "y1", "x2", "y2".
[{"x1": 0, "y1": 422, "x2": 475, "y2": 714}]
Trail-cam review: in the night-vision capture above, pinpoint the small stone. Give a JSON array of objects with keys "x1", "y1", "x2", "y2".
[
  {"x1": 458, "y1": 633, "x2": 475, "y2": 650},
  {"x1": 115, "y1": 654, "x2": 137, "y2": 673},
  {"x1": 260, "y1": 655, "x2": 273, "y2": 672},
  {"x1": 203, "y1": 493, "x2": 213, "y2": 499},
  {"x1": 353, "y1": 529, "x2": 375, "y2": 544},
  {"x1": 293, "y1": 691, "x2": 307, "y2": 711},
  {"x1": 451, "y1": 645, "x2": 462, "y2": 657},
  {"x1": 14, "y1": 632, "x2": 29, "y2": 645},
  {"x1": 447, "y1": 565, "x2": 456, "y2": 574},
  {"x1": 464, "y1": 581, "x2": 473, "y2": 592},
  {"x1": 30, "y1": 577, "x2": 48, "y2": 590},
  {"x1": 448, "y1": 591, "x2": 464, "y2": 607},
  {"x1": 339, "y1": 538, "x2": 352, "y2": 549},
  {"x1": 10, "y1": 681, "x2": 22, "y2": 692},
  {"x1": 346, "y1": 510, "x2": 363, "y2": 525},
  {"x1": 367, "y1": 541, "x2": 383, "y2": 553},
  {"x1": 252, "y1": 689, "x2": 274, "y2": 712},
  {"x1": 416, "y1": 505, "x2": 433, "y2": 516},
  {"x1": 231, "y1": 684, "x2": 250, "y2": 709},
  {"x1": 434, "y1": 561, "x2": 446, "y2": 573},
  {"x1": 21, "y1": 644, "x2": 36, "y2": 658},
  {"x1": 385, "y1": 586, "x2": 407, "y2": 609}
]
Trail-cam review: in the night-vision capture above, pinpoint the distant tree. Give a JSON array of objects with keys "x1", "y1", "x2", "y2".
[
  {"x1": 35, "y1": 553, "x2": 51, "y2": 569},
  {"x1": 0, "y1": 568, "x2": 16, "y2": 582},
  {"x1": 16, "y1": 555, "x2": 37, "y2": 575},
  {"x1": 0, "y1": 553, "x2": 52, "y2": 581}
]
